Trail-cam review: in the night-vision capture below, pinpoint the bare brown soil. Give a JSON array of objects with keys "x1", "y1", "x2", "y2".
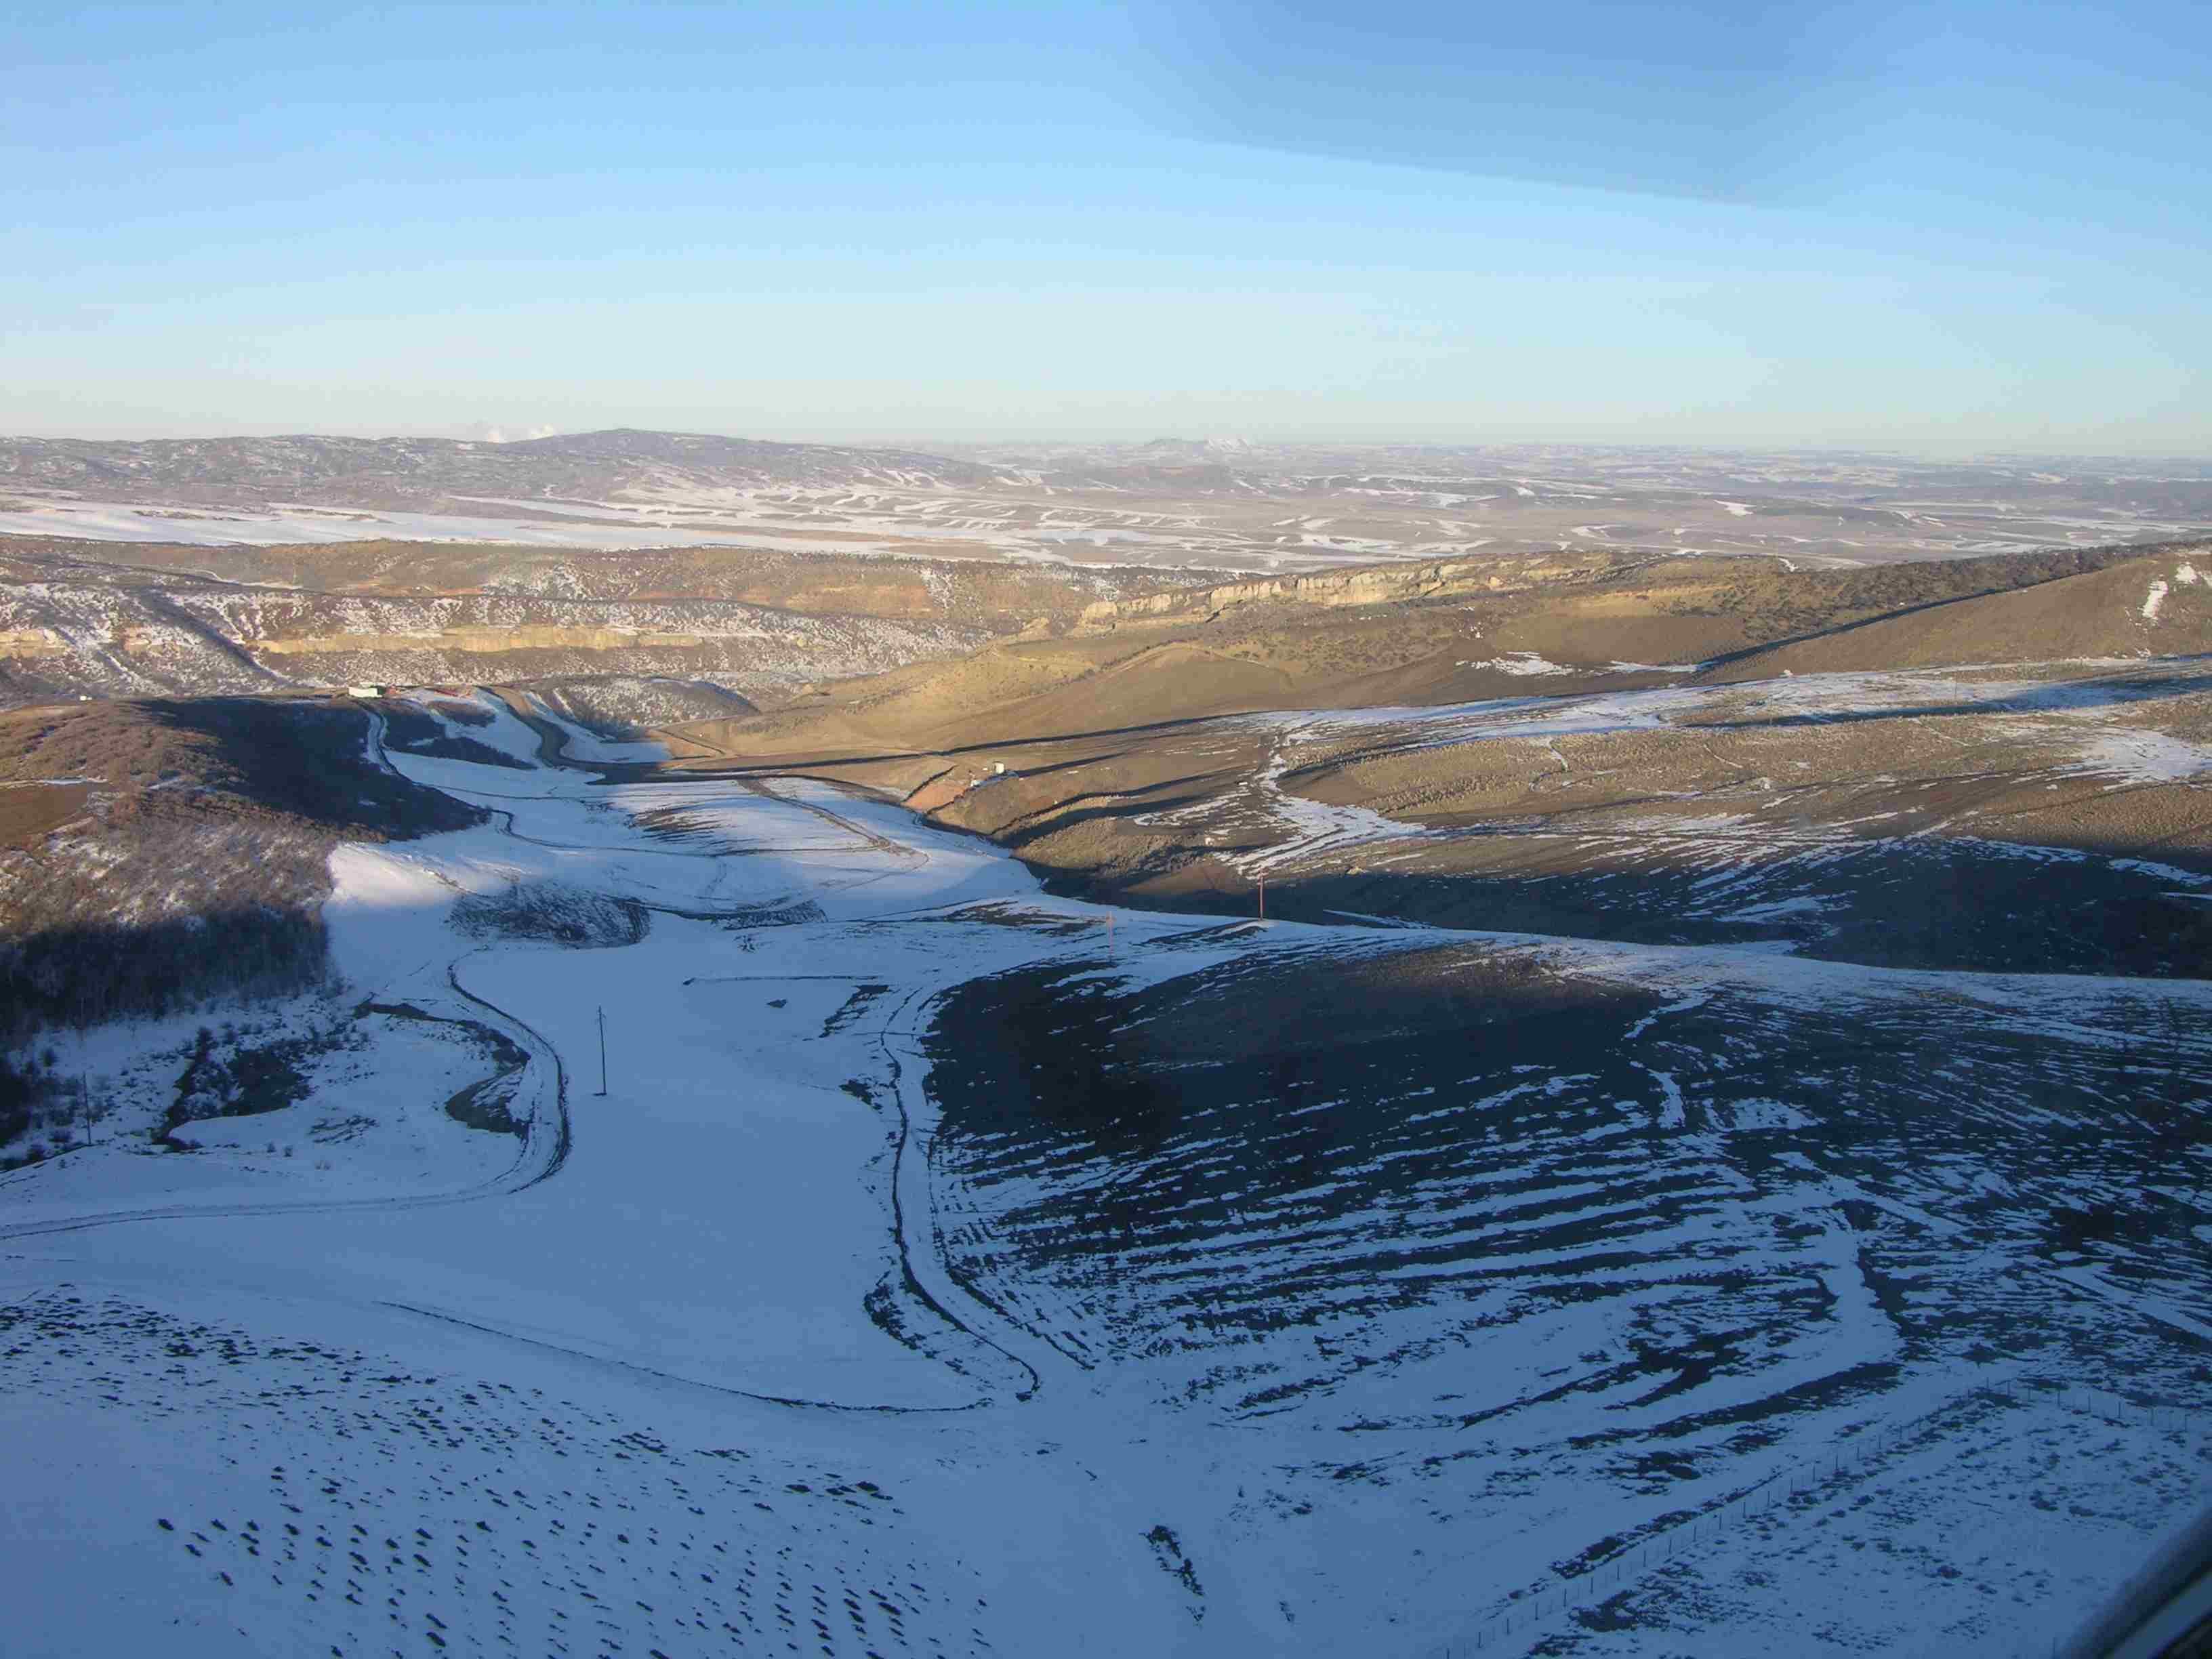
[
  {"x1": 1710, "y1": 552, "x2": 2212, "y2": 678},
  {"x1": 0, "y1": 781, "x2": 93, "y2": 848},
  {"x1": 675, "y1": 546, "x2": 2211, "y2": 773},
  {"x1": 659, "y1": 548, "x2": 2212, "y2": 977}
]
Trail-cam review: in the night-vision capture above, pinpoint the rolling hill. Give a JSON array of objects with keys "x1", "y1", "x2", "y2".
[{"x1": 1, "y1": 511, "x2": 2207, "y2": 1658}]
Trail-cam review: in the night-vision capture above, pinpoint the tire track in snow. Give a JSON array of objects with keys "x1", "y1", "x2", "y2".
[
  {"x1": 6, "y1": 697, "x2": 1073, "y2": 1412},
  {"x1": 371, "y1": 702, "x2": 1045, "y2": 1408},
  {"x1": 0, "y1": 947, "x2": 573, "y2": 1244},
  {"x1": 871, "y1": 983, "x2": 1052, "y2": 1401}
]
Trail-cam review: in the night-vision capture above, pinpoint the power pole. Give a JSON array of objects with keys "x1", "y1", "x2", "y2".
[
  {"x1": 595, "y1": 1006, "x2": 609, "y2": 1098},
  {"x1": 1258, "y1": 877, "x2": 1265, "y2": 921}
]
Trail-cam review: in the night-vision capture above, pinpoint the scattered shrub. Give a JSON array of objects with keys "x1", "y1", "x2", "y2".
[{"x1": 452, "y1": 880, "x2": 647, "y2": 947}]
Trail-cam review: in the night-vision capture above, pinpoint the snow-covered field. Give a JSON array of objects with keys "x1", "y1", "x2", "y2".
[
  {"x1": 11, "y1": 457, "x2": 2207, "y2": 573},
  {"x1": 2, "y1": 691, "x2": 2207, "y2": 1656}
]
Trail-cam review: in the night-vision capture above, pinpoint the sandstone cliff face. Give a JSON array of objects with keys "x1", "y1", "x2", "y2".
[
  {"x1": 0, "y1": 575, "x2": 983, "y2": 708},
  {"x1": 1075, "y1": 551, "x2": 1635, "y2": 630},
  {"x1": 0, "y1": 536, "x2": 1187, "y2": 710}
]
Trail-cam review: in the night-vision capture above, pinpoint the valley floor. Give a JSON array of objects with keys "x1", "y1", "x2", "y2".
[{"x1": 1, "y1": 691, "x2": 2207, "y2": 1657}]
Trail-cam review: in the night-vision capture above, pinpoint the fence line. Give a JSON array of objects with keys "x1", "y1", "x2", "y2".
[{"x1": 1420, "y1": 1375, "x2": 2206, "y2": 1658}]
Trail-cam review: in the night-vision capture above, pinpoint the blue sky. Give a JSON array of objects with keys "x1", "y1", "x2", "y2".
[{"x1": 3, "y1": 1, "x2": 2207, "y2": 451}]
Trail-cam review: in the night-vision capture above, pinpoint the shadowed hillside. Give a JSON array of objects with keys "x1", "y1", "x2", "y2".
[{"x1": 0, "y1": 697, "x2": 480, "y2": 1039}]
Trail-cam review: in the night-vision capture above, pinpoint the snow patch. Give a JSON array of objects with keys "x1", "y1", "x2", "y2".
[
  {"x1": 2073, "y1": 729, "x2": 2212, "y2": 783},
  {"x1": 1479, "y1": 652, "x2": 1574, "y2": 677}
]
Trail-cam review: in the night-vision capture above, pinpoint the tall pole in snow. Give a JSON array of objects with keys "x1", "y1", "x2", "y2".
[{"x1": 596, "y1": 1006, "x2": 609, "y2": 1098}]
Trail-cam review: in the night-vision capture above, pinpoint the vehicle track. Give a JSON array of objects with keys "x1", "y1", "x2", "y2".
[
  {"x1": 869, "y1": 983, "x2": 1049, "y2": 1401},
  {"x1": 0, "y1": 711, "x2": 577, "y2": 1242},
  {"x1": 1, "y1": 695, "x2": 1060, "y2": 1414},
  {"x1": 0, "y1": 949, "x2": 571, "y2": 1245}
]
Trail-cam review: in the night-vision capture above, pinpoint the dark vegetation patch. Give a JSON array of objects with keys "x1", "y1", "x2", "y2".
[
  {"x1": 451, "y1": 880, "x2": 649, "y2": 948},
  {"x1": 441, "y1": 1054, "x2": 527, "y2": 1136},
  {"x1": 359, "y1": 1000, "x2": 532, "y2": 1136},
  {"x1": 939, "y1": 900, "x2": 1107, "y2": 937},
  {"x1": 127, "y1": 698, "x2": 484, "y2": 836},
  {"x1": 426, "y1": 697, "x2": 496, "y2": 727},
  {"x1": 712, "y1": 899, "x2": 826, "y2": 930},
  {"x1": 631, "y1": 804, "x2": 729, "y2": 844},
  {"x1": 147, "y1": 998, "x2": 535, "y2": 1151},
  {"x1": 379, "y1": 705, "x2": 531, "y2": 769},
  {"x1": 1143, "y1": 1523, "x2": 1205, "y2": 1613},
  {"x1": 3, "y1": 909, "x2": 331, "y2": 1046},
  {"x1": 0, "y1": 1050, "x2": 39, "y2": 1147},
  {"x1": 0, "y1": 1048, "x2": 87, "y2": 1168},
  {"x1": 819, "y1": 983, "x2": 891, "y2": 1038},
  {"x1": 163, "y1": 1021, "x2": 328, "y2": 1141},
  {"x1": 529, "y1": 676, "x2": 758, "y2": 739}
]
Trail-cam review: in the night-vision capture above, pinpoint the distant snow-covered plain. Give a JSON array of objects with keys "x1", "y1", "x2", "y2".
[
  {"x1": 1, "y1": 690, "x2": 2207, "y2": 1656},
  {"x1": 7, "y1": 464, "x2": 2209, "y2": 573}
]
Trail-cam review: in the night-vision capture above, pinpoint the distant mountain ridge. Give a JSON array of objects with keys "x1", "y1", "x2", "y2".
[
  {"x1": 1132, "y1": 436, "x2": 1256, "y2": 456},
  {"x1": 0, "y1": 428, "x2": 1009, "y2": 509}
]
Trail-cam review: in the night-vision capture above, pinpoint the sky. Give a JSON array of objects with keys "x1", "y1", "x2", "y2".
[{"x1": 3, "y1": 1, "x2": 2208, "y2": 453}]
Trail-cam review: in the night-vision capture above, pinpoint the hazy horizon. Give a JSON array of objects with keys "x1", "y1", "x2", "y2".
[
  {"x1": 5, "y1": 422, "x2": 2210, "y2": 467},
  {"x1": 8, "y1": 3, "x2": 2209, "y2": 455}
]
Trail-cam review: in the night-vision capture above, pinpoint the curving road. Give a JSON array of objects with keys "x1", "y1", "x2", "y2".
[{"x1": 1, "y1": 694, "x2": 1071, "y2": 1417}]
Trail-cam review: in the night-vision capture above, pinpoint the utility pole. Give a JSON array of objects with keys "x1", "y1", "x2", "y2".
[
  {"x1": 1257, "y1": 877, "x2": 1265, "y2": 921},
  {"x1": 595, "y1": 1006, "x2": 609, "y2": 1098}
]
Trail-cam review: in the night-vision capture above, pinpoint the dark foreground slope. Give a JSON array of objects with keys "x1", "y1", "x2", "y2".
[{"x1": 920, "y1": 922, "x2": 2212, "y2": 1652}]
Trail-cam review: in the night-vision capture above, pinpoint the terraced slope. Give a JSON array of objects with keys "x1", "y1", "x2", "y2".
[{"x1": 924, "y1": 930, "x2": 2212, "y2": 1654}]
